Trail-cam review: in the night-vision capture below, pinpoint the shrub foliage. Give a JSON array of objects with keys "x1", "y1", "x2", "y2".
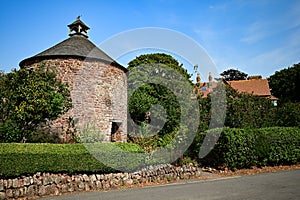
[
  {"x1": 269, "y1": 62, "x2": 300, "y2": 103},
  {"x1": 0, "y1": 143, "x2": 144, "y2": 178},
  {"x1": 198, "y1": 127, "x2": 300, "y2": 170},
  {"x1": 0, "y1": 65, "x2": 72, "y2": 142}
]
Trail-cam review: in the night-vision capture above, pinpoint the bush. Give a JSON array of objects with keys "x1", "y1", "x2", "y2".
[
  {"x1": 0, "y1": 143, "x2": 144, "y2": 178},
  {"x1": 77, "y1": 121, "x2": 105, "y2": 143},
  {"x1": 0, "y1": 120, "x2": 22, "y2": 142},
  {"x1": 253, "y1": 128, "x2": 300, "y2": 165},
  {"x1": 273, "y1": 102, "x2": 300, "y2": 128},
  {"x1": 128, "y1": 131, "x2": 174, "y2": 152},
  {"x1": 0, "y1": 65, "x2": 72, "y2": 142},
  {"x1": 198, "y1": 127, "x2": 300, "y2": 170},
  {"x1": 224, "y1": 86, "x2": 275, "y2": 128},
  {"x1": 26, "y1": 129, "x2": 61, "y2": 143}
]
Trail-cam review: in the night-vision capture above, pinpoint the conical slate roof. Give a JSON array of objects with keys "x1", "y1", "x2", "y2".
[
  {"x1": 20, "y1": 18, "x2": 125, "y2": 71},
  {"x1": 19, "y1": 35, "x2": 124, "y2": 69}
]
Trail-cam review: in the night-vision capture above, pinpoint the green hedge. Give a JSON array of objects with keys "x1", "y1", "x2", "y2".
[
  {"x1": 0, "y1": 143, "x2": 145, "y2": 178},
  {"x1": 199, "y1": 127, "x2": 300, "y2": 170}
]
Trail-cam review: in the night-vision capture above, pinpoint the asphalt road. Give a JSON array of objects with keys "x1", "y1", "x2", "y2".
[{"x1": 41, "y1": 169, "x2": 300, "y2": 200}]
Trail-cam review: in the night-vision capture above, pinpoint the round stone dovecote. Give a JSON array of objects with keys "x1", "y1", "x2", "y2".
[{"x1": 19, "y1": 17, "x2": 127, "y2": 142}]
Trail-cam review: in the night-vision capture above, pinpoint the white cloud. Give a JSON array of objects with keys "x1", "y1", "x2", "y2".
[
  {"x1": 250, "y1": 33, "x2": 300, "y2": 75},
  {"x1": 194, "y1": 28, "x2": 218, "y2": 42},
  {"x1": 240, "y1": 22, "x2": 270, "y2": 44},
  {"x1": 194, "y1": 0, "x2": 300, "y2": 77},
  {"x1": 240, "y1": 0, "x2": 300, "y2": 44},
  {"x1": 289, "y1": 1, "x2": 300, "y2": 29}
]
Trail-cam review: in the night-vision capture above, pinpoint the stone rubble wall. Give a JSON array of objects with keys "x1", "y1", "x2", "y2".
[{"x1": 0, "y1": 164, "x2": 201, "y2": 199}]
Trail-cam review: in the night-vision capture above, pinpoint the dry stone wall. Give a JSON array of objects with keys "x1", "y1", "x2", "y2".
[
  {"x1": 23, "y1": 58, "x2": 127, "y2": 142},
  {"x1": 0, "y1": 164, "x2": 202, "y2": 199}
]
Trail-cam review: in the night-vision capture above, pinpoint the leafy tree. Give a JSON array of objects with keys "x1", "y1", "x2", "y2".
[
  {"x1": 269, "y1": 63, "x2": 300, "y2": 103},
  {"x1": 187, "y1": 84, "x2": 277, "y2": 160},
  {"x1": 186, "y1": 90, "x2": 213, "y2": 159},
  {"x1": 221, "y1": 69, "x2": 248, "y2": 81},
  {"x1": 224, "y1": 85, "x2": 274, "y2": 128},
  {"x1": 0, "y1": 65, "x2": 72, "y2": 142},
  {"x1": 127, "y1": 53, "x2": 197, "y2": 151},
  {"x1": 273, "y1": 102, "x2": 300, "y2": 128},
  {"x1": 128, "y1": 53, "x2": 191, "y2": 81}
]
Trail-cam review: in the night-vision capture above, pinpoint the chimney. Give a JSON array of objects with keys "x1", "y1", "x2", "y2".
[
  {"x1": 208, "y1": 72, "x2": 213, "y2": 89},
  {"x1": 248, "y1": 75, "x2": 262, "y2": 80},
  {"x1": 196, "y1": 73, "x2": 201, "y2": 83}
]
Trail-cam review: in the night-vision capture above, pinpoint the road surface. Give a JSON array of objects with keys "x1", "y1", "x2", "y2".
[{"x1": 41, "y1": 169, "x2": 300, "y2": 200}]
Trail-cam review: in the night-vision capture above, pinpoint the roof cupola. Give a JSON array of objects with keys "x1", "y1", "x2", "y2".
[{"x1": 68, "y1": 16, "x2": 90, "y2": 38}]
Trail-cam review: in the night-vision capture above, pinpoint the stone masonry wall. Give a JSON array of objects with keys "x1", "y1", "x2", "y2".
[
  {"x1": 0, "y1": 164, "x2": 201, "y2": 199},
  {"x1": 23, "y1": 58, "x2": 127, "y2": 142}
]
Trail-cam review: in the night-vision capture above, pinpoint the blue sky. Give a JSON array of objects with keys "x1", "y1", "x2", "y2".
[{"x1": 0, "y1": 0, "x2": 299, "y2": 80}]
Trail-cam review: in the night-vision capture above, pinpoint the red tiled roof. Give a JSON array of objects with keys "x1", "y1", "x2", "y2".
[
  {"x1": 194, "y1": 82, "x2": 219, "y2": 98},
  {"x1": 196, "y1": 88, "x2": 210, "y2": 98},
  {"x1": 269, "y1": 95, "x2": 279, "y2": 101},
  {"x1": 226, "y1": 79, "x2": 271, "y2": 96}
]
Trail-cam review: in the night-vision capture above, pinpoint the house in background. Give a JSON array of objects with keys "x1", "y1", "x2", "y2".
[
  {"x1": 194, "y1": 72, "x2": 219, "y2": 98},
  {"x1": 224, "y1": 76, "x2": 278, "y2": 105},
  {"x1": 194, "y1": 73, "x2": 278, "y2": 105}
]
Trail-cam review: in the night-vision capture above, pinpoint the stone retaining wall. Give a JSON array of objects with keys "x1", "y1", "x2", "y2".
[{"x1": 0, "y1": 164, "x2": 201, "y2": 199}]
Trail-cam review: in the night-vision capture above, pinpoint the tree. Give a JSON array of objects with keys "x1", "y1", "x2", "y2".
[
  {"x1": 0, "y1": 65, "x2": 72, "y2": 142},
  {"x1": 127, "y1": 53, "x2": 197, "y2": 150},
  {"x1": 128, "y1": 53, "x2": 191, "y2": 81},
  {"x1": 221, "y1": 69, "x2": 248, "y2": 81},
  {"x1": 224, "y1": 85, "x2": 274, "y2": 128},
  {"x1": 272, "y1": 102, "x2": 300, "y2": 128},
  {"x1": 269, "y1": 63, "x2": 300, "y2": 103}
]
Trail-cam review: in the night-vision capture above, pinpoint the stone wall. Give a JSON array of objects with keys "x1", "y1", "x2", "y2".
[
  {"x1": 23, "y1": 58, "x2": 127, "y2": 142},
  {"x1": 0, "y1": 164, "x2": 201, "y2": 199}
]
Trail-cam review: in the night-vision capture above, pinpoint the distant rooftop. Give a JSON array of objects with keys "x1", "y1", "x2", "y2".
[
  {"x1": 194, "y1": 74, "x2": 277, "y2": 101},
  {"x1": 226, "y1": 79, "x2": 271, "y2": 97}
]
